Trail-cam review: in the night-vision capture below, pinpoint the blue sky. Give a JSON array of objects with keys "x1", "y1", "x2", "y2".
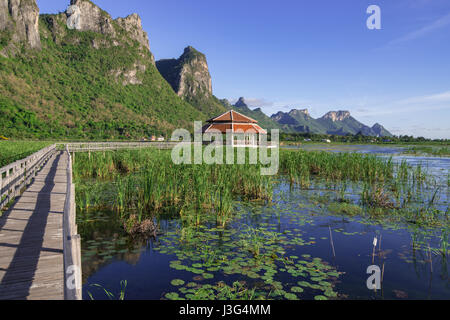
[{"x1": 37, "y1": 0, "x2": 450, "y2": 138}]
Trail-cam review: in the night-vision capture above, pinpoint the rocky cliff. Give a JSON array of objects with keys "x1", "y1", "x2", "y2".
[
  {"x1": 321, "y1": 111, "x2": 351, "y2": 122},
  {"x1": 67, "y1": 0, "x2": 115, "y2": 36},
  {"x1": 1, "y1": 0, "x2": 154, "y2": 63},
  {"x1": 61, "y1": 0, "x2": 155, "y2": 85},
  {"x1": 271, "y1": 111, "x2": 299, "y2": 126},
  {"x1": 156, "y1": 46, "x2": 212, "y2": 99},
  {"x1": 156, "y1": 46, "x2": 225, "y2": 117},
  {"x1": 317, "y1": 111, "x2": 373, "y2": 135},
  {"x1": 66, "y1": 0, "x2": 154, "y2": 64},
  {"x1": 116, "y1": 13, "x2": 151, "y2": 53},
  {"x1": 0, "y1": 0, "x2": 41, "y2": 54}
]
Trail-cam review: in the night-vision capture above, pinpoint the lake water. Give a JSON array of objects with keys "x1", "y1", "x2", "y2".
[
  {"x1": 283, "y1": 143, "x2": 406, "y2": 155},
  {"x1": 79, "y1": 145, "x2": 449, "y2": 300}
]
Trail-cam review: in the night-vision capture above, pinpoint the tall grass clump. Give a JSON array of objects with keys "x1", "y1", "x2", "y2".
[
  {"x1": 279, "y1": 149, "x2": 395, "y2": 185},
  {"x1": 73, "y1": 148, "x2": 273, "y2": 229}
]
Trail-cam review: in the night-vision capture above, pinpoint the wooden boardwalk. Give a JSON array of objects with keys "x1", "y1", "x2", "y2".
[
  {"x1": 0, "y1": 142, "x2": 174, "y2": 300},
  {"x1": 0, "y1": 152, "x2": 67, "y2": 300}
]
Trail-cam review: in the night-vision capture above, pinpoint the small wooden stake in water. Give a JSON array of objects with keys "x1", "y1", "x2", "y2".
[
  {"x1": 379, "y1": 234, "x2": 382, "y2": 252},
  {"x1": 329, "y1": 226, "x2": 336, "y2": 258},
  {"x1": 428, "y1": 244, "x2": 433, "y2": 274},
  {"x1": 372, "y1": 236, "x2": 378, "y2": 264}
]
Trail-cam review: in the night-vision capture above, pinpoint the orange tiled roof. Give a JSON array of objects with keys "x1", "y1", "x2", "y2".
[
  {"x1": 233, "y1": 123, "x2": 267, "y2": 134},
  {"x1": 202, "y1": 123, "x2": 232, "y2": 133},
  {"x1": 203, "y1": 123, "x2": 267, "y2": 134},
  {"x1": 207, "y1": 110, "x2": 258, "y2": 124}
]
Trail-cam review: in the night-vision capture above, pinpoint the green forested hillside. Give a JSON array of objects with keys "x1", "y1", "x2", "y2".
[{"x1": 0, "y1": 15, "x2": 206, "y2": 140}]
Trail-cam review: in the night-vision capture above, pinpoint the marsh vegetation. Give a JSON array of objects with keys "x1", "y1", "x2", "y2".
[
  {"x1": 0, "y1": 141, "x2": 52, "y2": 167},
  {"x1": 74, "y1": 146, "x2": 449, "y2": 300}
]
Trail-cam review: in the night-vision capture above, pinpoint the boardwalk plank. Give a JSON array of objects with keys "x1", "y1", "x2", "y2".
[{"x1": 0, "y1": 152, "x2": 67, "y2": 300}]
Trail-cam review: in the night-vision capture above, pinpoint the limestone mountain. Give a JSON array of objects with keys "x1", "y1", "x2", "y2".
[
  {"x1": 317, "y1": 111, "x2": 386, "y2": 136},
  {"x1": 320, "y1": 111, "x2": 351, "y2": 122},
  {"x1": 371, "y1": 123, "x2": 392, "y2": 137},
  {"x1": 223, "y1": 99, "x2": 392, "y2": 136},
  {"x1": 271, "y1": 109, "x2": 326, "y2": 134},
  {"x1": 0, "y1": 0, "x2": 41, "y2": 55},
  {"x1": 230, "y1": 97, "x2": 281, "y2": 130},
  {"x1": 157, "y1": 46, "x2": 211, "y2": 98},
  {"x1": 270, "y1": 109, "x2": 392, "y2": 137},
  {"x1": 271, "y1": 111, "x2": 298, "y2": 126},
  {"x1": 156, "y1": 46, "x2": 226, "y2": 118},
  {"x1": 0, "y1": 0, "x2": 205, "y2": 139}
]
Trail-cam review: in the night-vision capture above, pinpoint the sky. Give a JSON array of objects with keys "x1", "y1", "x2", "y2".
[{"x1": 37, "y1": 0, "x2": 450, "y2": 139}]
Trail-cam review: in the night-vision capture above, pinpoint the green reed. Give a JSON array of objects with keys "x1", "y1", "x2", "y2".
[
  {"x1": 74, "y1": 148, "x2": 273, "y2": 228},
  {"x1": 73, "y1": 147, "x2": 438, "y2": 228},
  {"x1": 406, "y1": 146, "x2": 450, "y2": 157},
  {"x1": 279, "y1": 149, "x2": 395, "y2": 185}
]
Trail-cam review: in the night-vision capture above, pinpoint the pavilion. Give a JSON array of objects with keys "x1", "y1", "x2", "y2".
[{"x1": 202, "y1": 110, "x2": 268, "y2": 147}]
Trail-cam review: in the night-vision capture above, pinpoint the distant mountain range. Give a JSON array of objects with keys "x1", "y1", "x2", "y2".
[{"x1": 223, "y1": 98, "x2": 392, "y2": 137}]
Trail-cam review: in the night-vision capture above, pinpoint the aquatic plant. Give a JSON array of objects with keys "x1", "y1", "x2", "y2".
[
  {"x1": 405, "y1": 146, "x2": 450, "y2": 157},
  {"x1": 123, "y1": 214, "x2": 157, "y2": 237},
  {"x1": 361, "y1": 184, "x2": 396, "y2": 209},
  {"x1": 87, "y1": 280, "x2": 128, "y2": 300},
  {"x1": 328, "y1": 202, "x2": 363, "y2": 216}
]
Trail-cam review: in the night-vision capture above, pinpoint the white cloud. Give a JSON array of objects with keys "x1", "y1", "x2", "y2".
[
  {"x1": 353, "y1": 90, "x2": 450, "y2": 118},
  {"x1": 244, "y1": 98, "x2": 275, "y2": 108},
  {"x1": 398, "y1": 90, "x2": 450, "y2": 104},
  {"x1": 386, "y1": 12, "x2": 450, "y2": 46}
]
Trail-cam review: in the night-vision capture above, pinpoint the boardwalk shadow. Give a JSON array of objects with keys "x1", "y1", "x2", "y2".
[{"x1": 0, "y1": 153, "x2": 61, "y2": 299}]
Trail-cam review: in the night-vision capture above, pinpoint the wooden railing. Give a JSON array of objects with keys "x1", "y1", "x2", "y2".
[
  {"x1": 62, "y1": 145, "x2": 82, "y2": 300},
  {"x1": 0, "y1": 144, "x2": 57, "y2": 211},
  {"x1": 66, "y1": 141, "x2": 178, "y2": 152}
]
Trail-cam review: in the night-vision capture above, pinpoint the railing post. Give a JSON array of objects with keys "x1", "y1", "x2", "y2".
[
  {"x1": 63, "y1": 145, "x2": 82, "y2": 300},
  {"x1": 0, "y1": 144, "x2": 57, "y2": 211}
]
